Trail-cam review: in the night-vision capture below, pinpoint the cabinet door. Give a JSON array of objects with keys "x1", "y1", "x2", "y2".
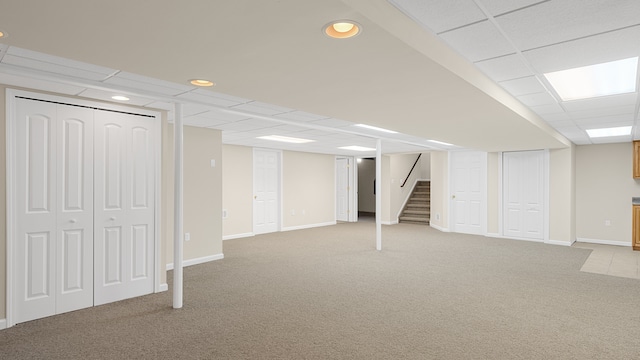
[
  {"x1": 633, "y1": 141, "x2": 640, "y2": 179},
  {"x1": 633, "y1": 206, "x2": 640, "y2": 250}
]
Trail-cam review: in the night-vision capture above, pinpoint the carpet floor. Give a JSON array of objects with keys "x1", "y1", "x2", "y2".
[{"x1": 2, "y1": 222, "x2": 640, "y2": 359}]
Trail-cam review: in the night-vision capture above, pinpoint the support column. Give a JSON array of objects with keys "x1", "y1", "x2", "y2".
[
  {"x1": 376, "y1": 139, "x2": 382, "y2": 251},
  {"x1": 173, "y1": 103, "x2": 184, "y2": 309}
]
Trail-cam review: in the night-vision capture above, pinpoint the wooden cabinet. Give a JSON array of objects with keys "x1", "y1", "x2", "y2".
[
  {"x1": 634, "y1": 141, "x2": 640, "y2": 178},
  {"x1": 634, "y1": 205, "x2": 640, "y2": 251}
]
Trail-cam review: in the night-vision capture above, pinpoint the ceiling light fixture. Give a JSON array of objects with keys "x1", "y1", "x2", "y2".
[
  {"x1": 111, "y1": 95, "x2": 130, "y2": 101},
  {"x1": 428, "y1": 140, "x2": 454, "y2": 146},
  {"x1": 586, "y1": 126, "x2": 632, "y2": 138},
  {"x1": 339, "y1": 145, "x2": 376, "y2": 152},
  {"x1": 190, "y1": 79, "x2": 215, "y2": 87},
  {"x1": 544, "y1": 57, "x2": 638, "y2": 101},
  {"x1": 323, "y1": 20, "x2": 361, "y2": 39},
  {"x1": 0, "y1": 30, "x2": 6, "y2": 38},
  {"x1": 257, "y1": 135, "x2": 315, "y2": 144},
  {"x1": 354, "y1": 124, "x2": 398, "y2": 134}
]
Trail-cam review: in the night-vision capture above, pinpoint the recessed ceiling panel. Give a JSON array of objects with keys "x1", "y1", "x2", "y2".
[
  {"x1": 388, "y1": 0, "x2": 486, "y2": 34},
  {"x1": 524, "y1": 25, "x2": 640, "y2": 74},
  {"x1": 475, "y1": 54, "x2": 532, "y2": 81},
  {"x1": 499, "y1": 76, "x2": 547, "y2": 96},
  {"x1": 495, "y1": 0, "x2": 640, "y2": 50},
  {"x1": 439, "y1": 20, "x2": 514, "y2": 62},
  {"x1": 480, "y1": 0, "x2": 546, "y2": 16}
]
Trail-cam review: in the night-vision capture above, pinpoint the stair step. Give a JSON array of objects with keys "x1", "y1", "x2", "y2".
[
  {"x1": 399, "y1": 216, "x2": 430, "y2": 223},
  {"x1": 407, "y1": 204, "x2": 429, "y2": 209},
  {"x1": 400, "y1": 219, "x2": 430, "y2": 225},
  {"x1": 404, "y1": 210, "x2": 429, "y2": 215}
]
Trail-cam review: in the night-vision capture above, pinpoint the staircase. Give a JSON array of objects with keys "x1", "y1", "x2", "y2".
[{"x1": 399, "y1": 181, "x2": 430, "y2": 225}]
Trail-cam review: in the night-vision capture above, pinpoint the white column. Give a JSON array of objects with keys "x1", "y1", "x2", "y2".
[
  {"x1": 173, "y1": 103, "x2": 184, "y2": 309},
  {"x1": 376, "y1": 139, "x2": 382, "y2": 251}
]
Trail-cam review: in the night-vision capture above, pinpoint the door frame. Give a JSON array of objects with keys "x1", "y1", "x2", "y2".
[
  {"x1": 5, "y1": 89, "x2": 162, "y2": 328},
  {"x1": 498, "y1": 149, "x2": 550, "y2": 242},
  {"x1": 252, "y1": 148, "x2": 282, "y2": 234},
  {"x1": 335, "y1": 156, "x2": 358, "y2": 222},
  {"x1": 448, "y1": 150, "x2": 487, "y2": 235}
]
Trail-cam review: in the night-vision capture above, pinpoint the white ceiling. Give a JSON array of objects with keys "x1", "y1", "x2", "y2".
[
  {"x1": 0, "y1": 0, "x2": 637, "y2": 153},
  {"x1": 389, "y1": 0, "x2": 640, "y2": 145}
]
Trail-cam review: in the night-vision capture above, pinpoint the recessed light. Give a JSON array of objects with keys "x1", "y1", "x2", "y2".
[
  {"x1": 323, "y1": 20, "x2": 361, "y2": 39},
  {"x1": 428, "y1": 140, "x2": 454, "y2": 146},
  {"x1": 586, "y1": 126, "x2": 632, "y2": 138},
  {"x1": 354, "y1": 124, "x2": 397, "y2": 134},
  {"x1": 544, "y1": 57, "x2": 638, "y2": 101},
  {"x1": 0, "y1": 30, "x2": 7, "y2": 38},
  {"x1": 111, "y1": 95, "x2": 130, "y2": 101},
  {"x1": 190, "y1": 79, "x2": 215, "y2": 87},
  {"x1": 339, "y1": 145, "x2": 376, "y2": 152},
  {"x1": 257, "y1": 135, "x2": 315, "y2": 144}
]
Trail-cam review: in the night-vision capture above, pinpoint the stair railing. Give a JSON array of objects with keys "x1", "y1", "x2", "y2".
[{"x1": 400, "y1": 154, "x2": 422, "y2": 188}]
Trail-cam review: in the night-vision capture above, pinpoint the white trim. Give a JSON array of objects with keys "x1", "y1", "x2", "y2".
[
  {"x1": 166, "y1": 253, "x2": 225, "y2": 271},
  {"x1": 159, "y1": 283, "x2": 169, "y2": 292},
  {"x1": 282, "y1": 221, "x2": 337, "y2": 232},
  {"x1": 430, "y1": 223, "x2": 450, "y2": 232},
  {"x1": 497, "y1": 152, "x2": 503, "y2": 236},
  {"x1": 382, "y1": 220, "x2": 398, "y2": 225},
  {"x1": 486, "y1": 232, "x2": 501, "y2": 238},
  {"x1": 223, "y1": 232, "x2": 255, "y2": 240},
  {"x1": 545, "y1": 239, "x2": 574, "y2": 246},
  {"x1": 253, "y1": 148, "x2": 282, "y2": 235},
  {"x1": 543, "y1": 149, "x2": 550, "y2": 243},
  {"x1": 5, "y1": 89, "x2": 162, "y2": 328},
  {"x1": 576, "y1": 238, "x2": 632, "y2": 247},
  {"x1": 0, "y1": 319, "x2": 6, "y2": 330}
]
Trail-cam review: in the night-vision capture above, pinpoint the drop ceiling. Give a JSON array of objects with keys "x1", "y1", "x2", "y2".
[{"x1": 0, "y1": 0, "x2": 637, "y2": 154}]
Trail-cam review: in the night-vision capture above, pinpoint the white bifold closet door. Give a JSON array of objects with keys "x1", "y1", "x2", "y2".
[
  {"x1": 15, "y1": 99, "x2": 95, "y2": 323},
  {"x1": 93, "y1": 110, "x2": 155, "y2": 305},
  {"x1": 13, "y1": 97, "x2": 156, "y2": 324}
]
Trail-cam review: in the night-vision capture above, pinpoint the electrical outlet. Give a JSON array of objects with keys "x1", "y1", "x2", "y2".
[
  {"x1": 302, "y1": 209, "x2": 306, "y2": 215},
  {"x1": 436, "y1": 213, "x2": 440, "y2": 221},
  {"x1": 291, "y1": 209, "x2": 296, "y2": 216},
  {"x1": 605, "y1": 220, "x2": 611, "y2": 226},
  {"x1": 222, "y1": 209, "x2": 228, "y2": 219},
  {"x1": 184, "y1": 232, "x2": 191, "y2": 241}
]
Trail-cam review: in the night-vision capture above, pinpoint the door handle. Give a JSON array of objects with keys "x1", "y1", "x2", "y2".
[
  {"x1": 69, "y1": 219, "x2": 77, "y2": 223},
  {"x1": 254, "y1": 195, "x2": 257, "y2": 199},
  {"x1": 110, "y1": 216, "x2": 116, "y2": 221},
  {"x1": 451, "y1": 195, "x2": 456, "y2": 199}
]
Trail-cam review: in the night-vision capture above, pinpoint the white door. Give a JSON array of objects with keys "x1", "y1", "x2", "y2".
[
  {"x1": 14, "y1": 99, "x2": 94, "y2": 323},
  {"x1": 253, "y1": 149, "x2": 279, "y2": 234},
  {"x1": 94, "y1": 111, "x2": 156, "y2": 305},
  {"x1": 503, "y1": 151, "x2": 544, "y2": 240},
  {"x1": 336, "y1": 158, "x2": 349, "y2": 222},
  {"x1": 450, "y1": 151, "x2": 485, "y2": 235}
]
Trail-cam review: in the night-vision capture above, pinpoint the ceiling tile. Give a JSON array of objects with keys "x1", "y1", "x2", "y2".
[
  {"x1": 104, "y1": 71, "x2": 194, "y2": 96},
  {"x1": 389, "y1": 0, "x2": 486, "y2": 34},
  {"x1": 231, "y1": 101, "x2": 294, "y2": 116},
  {"x1": 144, "y1": 101, "x2": 175, "y2": 111},
  {"x1": 524, "y1": 25, "x2": 640, "y2": 74},
  {"x1": 191, "y1": 110, "x2": 249, "y2": 122},
  {"x1": 183, "y1": 116, "x2": 230, "y2": 128},
  {"x1": 573, "y1": 114, "x2": 633, "y2": 128},
  {"x1": 474, "y1": 54, "x2": 533, "y2": 81},
  {"x1": 4, "y1": 46, "x2": 116, "y2": 81},
  {"x1": 276, "y1": 111, "x2": 328, "y2": 122},
  {"x1": 568, "y1": 105, "x2": 636, "y2": 120},
  {"x1": 561, "y1": 93, "x2": 637, "y2": 112},
  {"x1": 498, "y1": 76, "x2": 547, "y2": 96},
  {"x1": 495, "y1": 0, "x2": 640, "y2": 50},
  {"x1": 590, "y1": 135, "x2": 632, "y2": 144},
  {"x1": 177, "y1": 89, "x2": 251, "y2": 108},
  {"x1": 77, "y1": 88, "x2": 153, "y2": 106},
  {"x1": 479, "y1": 0, "x2": 546, "y2": 16},
  {"x1": 529, "y1": 103, "x2": 565, "y2": 115},
  {"x1": 0, "y1": 72, "x2": 85, "y2": 95},
  {"x1": 310, "y1": 118, "x2": 355, "y2": 128},
  {"x1": 539, "y1": 112, "x2": 571, "y2": 122},
  {"x1": 440, "y1": 20, "x2": 514, "y2": 62},
  {"x1": 517, "y1": 91, "x2": 557, "y2": 107},
  {"x1": 183, "y1": 103, "x2": 214, "y2": 117}
]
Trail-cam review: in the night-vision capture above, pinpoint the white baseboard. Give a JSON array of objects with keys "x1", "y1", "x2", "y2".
[
  {"x1": 159, "y1": 283, "x2": 168, "y2": 292},
  {"x1": 0, "y1": 319, "x2": 6, "y2": 330},
  {"x1": 166, "y1": 253, "x2": 225, "y2": 271},
  {"x1": 382, "y1": 220, "x2": 398, "y2": 225},
  {"x1": 282, "y1": 221, "x2": 336, "y2": 232},
  {"x1": 576, "y1": 238, "x2": 631, "y2": 247},
  {"x1": 223, "y1": 232, "x2": 254, "y2": 241},
  {"x1": 545, "y1": 239, "x2": 575, "y2": 246},
  {"x1": 430, "y1": 223, "x2": 449, "y2": 232},
  {"x1": 485, "y1": 232, "x2": 501, "y2": 238}
]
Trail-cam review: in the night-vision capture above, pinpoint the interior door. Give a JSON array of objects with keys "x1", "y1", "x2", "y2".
[
  {"x1": 450, "y1": 151, "x2": 485, "y2": 235},
  {"x1": 93, "y1": 111, "x2": 155, "y2": 305},
  {"x1": 336, "y1": 158, "x2": 349, "y2": 222},
  {"x1": 503, "y1": 151, "x2": 544, "y2": 240},
  {"x1": 14, "y1": 99, "x2": 94, "y2": 323},
  {"x1": 253, "y1": 149, "x2": 279, "y2": 234}
]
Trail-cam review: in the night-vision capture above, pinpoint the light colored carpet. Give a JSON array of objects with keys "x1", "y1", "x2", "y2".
[{"x1": 2, "y1": 222, "x2": 640, "y2": 359}]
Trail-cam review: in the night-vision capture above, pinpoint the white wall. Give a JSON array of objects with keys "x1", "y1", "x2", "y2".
[
  {"x1": 549, "y1": 146, "x2": 575, "y2": 244},
  {"x1": 222, "y1": 145, "x2": 253, "y2": 238},
  {"x1": 576, "y1": 143, "x2": 639, "y2": 245},
  {"x1": 430, "y1": 151, "x2": 449, "y2": 230}
]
